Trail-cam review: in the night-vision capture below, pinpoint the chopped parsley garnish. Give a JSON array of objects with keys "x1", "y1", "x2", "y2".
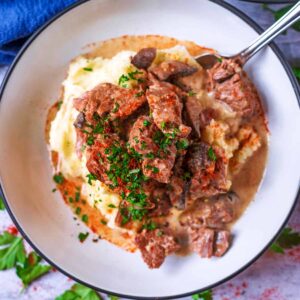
[
  {"x1": 143, "y1": 119, "x2": 150, "y2": 127},
  {"x1": 156, "y1": 230, "x2": 164, "y2": 237},
  {"x1": 86, "y1": 135, "x2": 95, "y2": 146},
  {"x1": 118, "y1": 74, "x2": 130, "y2": 88},
  {"x1": 118, "y1": 69, "x2": 144, "y2": 88},
  {"x1": 57, "y1": 101, "x2": 63, "y2": 110},
  {"x1": 83, "y1": 67, "x2": 93, "y2": 72},
  {"x1": 141, "y1": 141, "x2": 147, "y2": 150},
  {"x1": 78, "y1": 232, "x2": 89, "y2": 243},
  {"x1": 207, "y1": 146, "x2": 217, "y2": 161},
  {"x1": 100, "y1": 219, "x2": 107, "y2": 225},
  {"x1": 112, "y1": 102, "x2": 120, "y2": 113},
  {"x1": 81, "y1": 214, "x2": 88, "y2": 223},
  {"x1": 135, "y1": 91, "x2": 144, "y2": 98},
  {"x1": 161, "y1": 121, "x2": 166, "y2": 129},
  {"x1": 128, "y1": 69, "x2": 143, "y2": 81},
  {"x1": 145, "y1": 152, "x2": 155, "y2": 159},
  {"x1": 192, "y1": 289, "x2": 213, "y2": 300},
  {"x1": 108, "y1": 203, "x2": 116, "y2": 208},
  {"x1": 51, "y1": 188, "x2": 56, "y2": 193},
  {"x1": 188, "y1": 91, "x2": 196, "y2": 96},
  {"x1": 53, "y1": 173, "x2": 64, "y2": 184},
  {"x1": 145, "y1": 165, "x2": 159, "y2": 174},
  {"x1": 86, "y1": 173, "x2": 97, "y2": 185},
  {"x1": 75, "y1": 191, "x2": 80, "y2": 202},
  {"x1": 99, "y1": 141, "x2": 152, "y2": 224},
  {"x1": 75, "y1": 207, "x2": 81, "y2": 215},
  {"x1": 142, "y1": 221, "x2": 157, "y2": 231},
  {"x1": 153, "y1": 130, "x2": 172, "y2": 151},
  {"x1": 176, "y1": 138, "x2": 189, "y2": 150},
  {"x1": 270, "y1": 227, "x2": 300, "y2": 254},
  {"x1": 182, "y1": 171, "x2": 191, "y2": 181},
  {"x1": 217, "y1": 57, "x2": 223, "y2": 63}
]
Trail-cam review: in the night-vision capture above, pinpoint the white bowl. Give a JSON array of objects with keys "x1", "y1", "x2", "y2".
[{"x1": 0, "y1": 0, "x2": 299, "y2": 298}]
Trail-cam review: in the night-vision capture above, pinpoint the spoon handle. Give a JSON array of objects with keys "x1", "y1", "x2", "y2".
[{"x1": 237, "y1": 1, "x2": 300, "y2": 64}]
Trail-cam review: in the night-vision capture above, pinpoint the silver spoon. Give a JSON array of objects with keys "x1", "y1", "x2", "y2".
[{"x1": 195, "y1": 1, "x2": 300, "y2": 69}]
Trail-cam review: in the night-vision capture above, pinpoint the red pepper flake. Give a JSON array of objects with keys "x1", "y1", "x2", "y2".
[{"x1": 6, "y1": 225, "x2": 18, "y2": 235}]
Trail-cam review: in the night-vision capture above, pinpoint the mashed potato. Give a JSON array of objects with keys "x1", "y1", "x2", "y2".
[{"x1": 49, "y1": 46, "x2": 199, "y2": 229}]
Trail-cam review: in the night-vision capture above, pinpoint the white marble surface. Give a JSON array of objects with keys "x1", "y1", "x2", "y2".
[{"x1": 0, "y1": 1, "x2": 299, "y2": 299}]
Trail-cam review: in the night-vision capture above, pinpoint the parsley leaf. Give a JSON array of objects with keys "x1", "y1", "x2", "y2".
[
  {"x1": 78, "y1": 232, "x2": 89, "y2": 243},
  {"x1": 55, "y1": 283, "x2": 102, "y2": 300},
  {"x1": 53, "y1": 173, "x2": 64, "y2": 184},
  {"x1": 0, "y1": 231, "x2": 26, "y2": 270},
  {"x1": 57, "y1": 101, "x2": 63, "y2": 110},
  {"x1": 83, "y1": 67, "x2": 93, "y2": 72},
  {"x1": 188, "y1": 91, "x2": 196, "y2": 96},
  {"x1": 293, "y1": 67, "x2": 300, "y2": 81},
  {"x1": 118, "y1": 74, "x2": 130, "y2": 88},
  {"x1": 0, "y1": 196, "x2": 5, "y2": 210},
  {"x1": 82, "y1": 215, "x2": 89, "y2": 223},
  {"x1": 16, "y1": 252, "x2": 51, "y2": 287},
  {"x1": 270, "y1": 227, "x2": 300, "y2": 254},
  {"x1": 143, "y1": 120, "x2": 150, "y2": 127},
  {"x1": 86, "y1": 174, "x2": 97, "y2": 185},
  {"x1": 263, "y1": 4, "x2": 300, "y2": 32},
  {"x1": 176, "y1": 138, "x2": 189, "y2": 150},
  {"x1": 108, "y1": 296, "x2": 119, "y2": 300},
  {"x1": 142, "y1": 221, "x2": 157, "y2": 231},
  {"x1": 192, "y1": 289, "x2": 213, "y2": 300},
  {"x1": 207, "y1": 147, "x2": 217, "y2": 161}
]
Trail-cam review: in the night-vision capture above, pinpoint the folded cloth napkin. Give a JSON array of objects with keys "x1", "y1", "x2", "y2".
[{"x1": 0, "y1": 0, "x2": 77, "y2": 65}]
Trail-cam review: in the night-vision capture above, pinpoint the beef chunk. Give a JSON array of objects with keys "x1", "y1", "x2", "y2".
[
  {"x1": 185, "y1": 96, "x2": 218, "y2": 138},
  {"x1": 150, "y1": 60, "x2": 198, "y2": 81},
  {"x1": 74, "y1": 112, "x2": 85, "y2": 129},
  {"x1": 131, "y1": 48, "x2": 157, "y2": 69},
  {"x1": 135, "y1": 229, "x2": 180, "y2": 268},
  {"x1": 128, "y1": 116, "x2": 177, "y2": 183},
  {"x1": 188, "y1": 227, "x2": 215, "y2": 258},
  {"x1": 146, "y1": 80, "x2": 191, "y2": 137},
  {"x1": 174, "y1": 69, "x2": 205, "y2": 93},
  {"x1": 73, "y1": 83, "x2": 146, "y2": 123},
  {"x1": 187, "y1": 142, "x2": 229, "y2": 199},
  {"x1": 147, "y1": 187, "x2": 172, "y2": 217},
  {"x1": 180, "y1": 192, "x2": 238, "y2": 229},
  {"x1": 128, "y1": 116, "x2": 157, "y2": 156},
  {"x1": 86, "y1": 134, "x2": 126, "y2": 190},
  {"x1": 168, "y1": 176, "x2": 186, "y2": 210},
  {"x1": 206, "y1": 59, "x2": 260, "y2": 118},
  {"x1": 167, "y1": 156, "x2": 189, "y2": 210},
  {"x1": 214, "y1": 230, "x2": 231, "y2": 257},
  {"x1": 185, "y1": 96, "x2": 206, "y2": 138},
  {"x1": 142, "y1": 151, "x2": 176, "y2": 184},
  {"x1": 187, "y1": 227, "x2": 231, "y2": 258}
]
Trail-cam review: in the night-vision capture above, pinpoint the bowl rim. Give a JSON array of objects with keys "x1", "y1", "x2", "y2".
[{"x1": 0, "y1": 0, "x2": 299, "y2": 299}]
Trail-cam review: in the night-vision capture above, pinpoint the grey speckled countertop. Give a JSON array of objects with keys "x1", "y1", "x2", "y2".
[{"x1": 0, "y1": 1, "x2": 299, "y2": 299}]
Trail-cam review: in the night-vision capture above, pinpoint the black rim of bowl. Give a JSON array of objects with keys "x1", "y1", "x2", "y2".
[
  {"x1": 240, "y1": 0, "x2": 295, "y2": 3},
  {"x1": 0, "y1": 0, "x2": 299, "y2": 299}
]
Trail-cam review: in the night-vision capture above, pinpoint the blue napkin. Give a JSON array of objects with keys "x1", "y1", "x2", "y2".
[{"x1": 0, "y1": 0, "x2": 77, "y2": 65}]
